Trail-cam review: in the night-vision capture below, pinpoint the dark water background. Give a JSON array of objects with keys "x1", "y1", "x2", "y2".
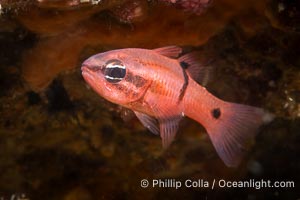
[{"x1": 0, "y1": 0, "x2": 299, "y2": 199}]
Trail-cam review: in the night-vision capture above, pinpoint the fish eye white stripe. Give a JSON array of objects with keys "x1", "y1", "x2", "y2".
[
  {"x1": 105, "y1": 75, "x2": 123, "y2": 80},
  {"x1": 106, "y1": 64, "x2": 126, "y2": 69}
]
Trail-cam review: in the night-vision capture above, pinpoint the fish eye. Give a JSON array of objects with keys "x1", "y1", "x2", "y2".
[{"x1": 104, "y1": 59, "x2": 126, "y2": 83}]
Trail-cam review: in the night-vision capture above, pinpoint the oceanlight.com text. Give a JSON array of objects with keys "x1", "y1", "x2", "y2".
[{"x1": 140, "y1": 179, "x2": 295, "y2": 190}]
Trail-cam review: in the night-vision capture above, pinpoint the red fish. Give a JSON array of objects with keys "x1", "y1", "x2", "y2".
[{"x1": 81, "y1": 46, "x2": 273, "y2": 167}]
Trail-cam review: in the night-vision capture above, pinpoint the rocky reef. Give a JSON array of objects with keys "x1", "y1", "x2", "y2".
[{"x1": 0, "y1": 0, "x2": 299, "y2": 199}]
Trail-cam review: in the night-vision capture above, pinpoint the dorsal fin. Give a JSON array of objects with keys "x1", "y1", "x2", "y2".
[
  {"x1": 153, "y1": 46, "x2": 182, "y2": 58},
  {"x1": 178, "y1": 52, "x2": 213, "y2": 86}
]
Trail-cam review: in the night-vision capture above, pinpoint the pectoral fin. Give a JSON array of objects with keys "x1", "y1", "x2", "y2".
[
  {"x1": 134, "y1": 111, "x2": 159, "y2": 135},
  {"x1": 134, "y1": 111, "x2": 182, "y2": 148}
]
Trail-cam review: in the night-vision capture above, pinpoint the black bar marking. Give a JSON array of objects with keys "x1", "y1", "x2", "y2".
[
  {"x1": 178, "y1": 67, "x2": 189, "y2": 103},
  {"x1": 180, "y1": 61, "x2": 190, "y2": 69}
]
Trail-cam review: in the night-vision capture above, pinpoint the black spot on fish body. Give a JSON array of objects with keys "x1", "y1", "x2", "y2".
[
  {"x1": 180, "y1": 61, "x2": 190, "y2": 69},
  {"x1": 212, "y1": 108, "x2": 221, "y2": 119}
]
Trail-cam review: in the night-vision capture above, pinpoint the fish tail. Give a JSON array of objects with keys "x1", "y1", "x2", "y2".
[{"x1": 203, "y1": 102, "x2": 274, "y2": 167}]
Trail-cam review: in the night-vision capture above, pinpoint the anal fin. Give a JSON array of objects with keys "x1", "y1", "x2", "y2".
[
  {"x1": 143, "y1": 94, "x2": 184, "y2": 148},
  {"x1": 159, "y1": 116, "x2": 182, "y2": 148}
]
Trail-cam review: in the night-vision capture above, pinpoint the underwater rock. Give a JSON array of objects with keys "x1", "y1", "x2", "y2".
[
  {"x1": 36, "y1": 0, "x2": 103, "y2": 9},
  {"x1": 21, "y1": 30, "x2": 85, "y2": 90},
  {"x1": 63, "y1": 187, "x2": 92, "y2": 200},
  {"x1": 265, "y1": 0, "x2": 300, "y2": 32},
  {"x1": 110, "y1": 0, "x2": 148, "y2": 23},
  {"x1": 20, "y1": 0, "x2": 269, "y2": 91},
  {"x1": 0, "y1": 28, "x2": 35, "y2": 66},
  {"x1": 5, "y1": 0, "x2": 145, "y2": 36},
  {"x1": 46, "y1": 79, "x2": 74, "y2": 112},
  {"x1": 159, "y1": 0, "x2": 212, "y2": 15},
  {"x1": 0, "y1": 0, "x2": 33, "y2": 11},
  {"x1": 26, "y1": 91, "x2": 41, "y2": 105},
  {"x1": 0, "y1": 1, "x2": 299, "y2": 199},
  {"x1": 16, "y1": 2, "x2": 111, "y2": 36}
]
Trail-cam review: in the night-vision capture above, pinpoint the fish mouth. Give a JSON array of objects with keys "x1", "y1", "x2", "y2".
[
  {"x1": 81, "y1": 65, "x2": 96, "y2": 83},
  {"x1": 81, "y1": 65, "x2": 90, "y2": 73},
  {"x1": 81, "y1": 65, "x2": 93, "y2": 76}
]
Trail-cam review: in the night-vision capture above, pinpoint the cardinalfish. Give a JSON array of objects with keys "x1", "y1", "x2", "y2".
[{"x1": 81, "y1": 46, "x2": 273, "y2": 167}]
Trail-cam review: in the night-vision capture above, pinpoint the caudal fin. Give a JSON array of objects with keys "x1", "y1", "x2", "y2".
[{"x1": 205, "y1": 103, "x2": 274, "y2": 167}]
